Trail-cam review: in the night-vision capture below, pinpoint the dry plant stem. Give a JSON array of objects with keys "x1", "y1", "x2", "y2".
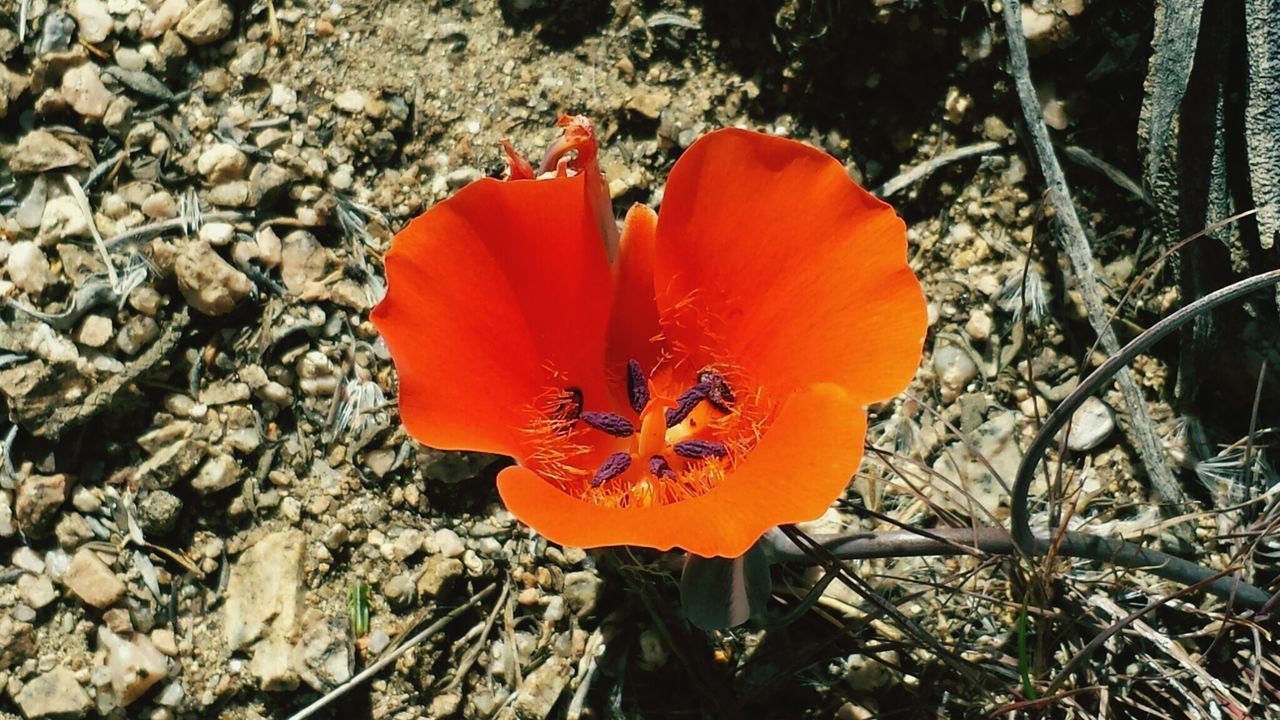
[
  {"x1": 769, "y1": 526, "x2": 1271, "y2": 608},
  {"x1": 285, "y1": 584, "x2": 496, "y2": 720},
  {"x1": 1011, "y1": 270, "x2": 1280, "y2": 549},
  {"x1": 103, "y1": 211, "x2": 245, "y2": 247},
  {"x1": 1002, "y1": 0, "x2": 1184, "y2": 512},
  {"x1": 874, "y1": 141, "x2": 1001, "y2": 198}
]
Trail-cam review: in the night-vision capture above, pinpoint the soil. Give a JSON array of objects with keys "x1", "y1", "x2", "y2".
[{"x1": 5, "y1": 0, "x2": 1270, "y2": 718}]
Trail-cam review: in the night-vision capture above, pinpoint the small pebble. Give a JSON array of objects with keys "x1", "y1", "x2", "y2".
[
  {"x1": 7, "y1": 241, "x2": 54, "y2": 295},
  {"x1": 933, "y1": 345, "x2": 978, "y2": 403},
  {"x1": 1066, "y1": 396, "x2": 1116, "y2": 452},
  {"x1": 176, "y1": 0, "x2": 234, "y2": 45}
]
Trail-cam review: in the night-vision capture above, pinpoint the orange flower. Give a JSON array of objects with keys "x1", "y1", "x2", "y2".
[{"x1": 372, "y1": 117, "x2": 926, "y2": 558}]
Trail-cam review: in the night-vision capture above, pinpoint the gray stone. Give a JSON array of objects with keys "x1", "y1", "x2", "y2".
[
  {"x1": 13, "y1": 667, "x2": 92, "y2": 719},
  {"x1": 116, "y1": 315, "x2": 160, "y2": 355},
  {"x1": 138, "y1": 490, "x2": 182, "y2": 534},
  {"x1": 291, "y1": 619, "x2": 353, "y2": 691},
  {"x1": 176, "y1": 0, "x2": 233, "y2": 45},
  {"x1": 225, "y1": 530, "x2": 306, "y2": 690},
  {"x1": 64, "y1": 547, "x2": 125, "y2": 608},
  {"x1": 1066, "y1": 396, "x2": 1116, "y2": 452},
  {"x1": 11, "y1": 130, "x2": 88, "y2": 173},
  {"x1": 175, "y1": 241, "x2": 253, "y2": 316}
]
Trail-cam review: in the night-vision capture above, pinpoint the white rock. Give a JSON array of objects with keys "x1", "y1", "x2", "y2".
[
  {"x1": 7, "y1": 241, "x2": 54, "y2": 295},
  {"x1": 199, "y1": 221, "x2": 235, "y2": 246},
  {"x1": 270, "y1": 83, "x2": 297, "y2": 108},
  {"x1": 225, "y1": 529, "x2": 306, "y2": 690},
  {"x1": 12, "y1": 546, "x2": 46, "y2": 573},
  {"x1": 197, "y1": 143, "x2": 248, "y2": 183},
  {"x1": 1066, "y1": 396, "x2": 1115, "y2": 452},
  {"x1": 334, "y1": 89, "x2": 365, "y2": 113},
  {"x1": 191, "y1": 454, "x2": 240, "y2": 494},
  {"x1": 933, "y1": 344, "x2": 978, "y2": 403},
  {"x1": 964, "y1": 309, "x2": 992, "y2": 342},
  {"x1": 98, "y1": 626, "x2": 170, "y2": 707},
  {"x1": 141, "y1": 0, "x2": 188, "y2": 38},
  {"x1": 62, "y1": 62, "x2": 113, "y2": 119},
  {"x1": 0, "y1": 490, "x2": 15, "y2": 537},
  {"x1": 37, "y1": 195, "x2": 92, "y2": 245},
  {"x1": 176, "y1": 0, "x2": 233, "y2": 44},
  {"x1": 72, "y1": 0, "x2": 115, "y2": 42},
  {"x1": 931, "y1": 411, "x2": 1022, "y2": 515},
  {"x1": 434, "y1": 528, "x2": 465, "y2": 559},
  {"x1": 18, "y1": 573, "x2": 57, "y2": 609}
]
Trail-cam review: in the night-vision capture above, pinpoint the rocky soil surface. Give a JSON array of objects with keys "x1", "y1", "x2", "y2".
[{"x1": 1, "y1": 0, "x2": 1259, "y2": 717}]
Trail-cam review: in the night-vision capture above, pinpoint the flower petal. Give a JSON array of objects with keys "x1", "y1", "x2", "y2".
[
  {"x1": 607, "y1": 204, "x2": 663, "y2": 378},
  {"x1": 654, "y1": 129, "x2": 927, "y2": 402},
  {"x1": 496, "y1": 383, "x2": 867, "y2": 557},
  {"x1": 372, "y1": 174, "x2": 613, "y2": 456}
]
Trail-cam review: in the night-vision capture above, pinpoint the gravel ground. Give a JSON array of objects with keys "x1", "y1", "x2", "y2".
[{"x1": 3, "y1": 0, "x2": 1269, "y2": 718}]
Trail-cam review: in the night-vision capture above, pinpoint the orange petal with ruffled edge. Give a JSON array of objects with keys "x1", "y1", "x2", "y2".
[
  {"x1": 654, "y1": 129, "x2": 927, "y2": 403},
  {"x1": 372, "y1": 174, "x2": 613, "y2": 457},
  {"x1": 497, "y1": 383, "x2": 867, "y2": 557},
  {"x1": 606, "y1": 204, "x2": 663, "y2": 378}
]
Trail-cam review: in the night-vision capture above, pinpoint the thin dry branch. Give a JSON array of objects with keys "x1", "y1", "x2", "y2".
[
  {"x1": 1001, "y1": 0, "x2": 1186, "y2": 515},
  {"x1": 874, "y1": 141, "x2": 1001, "y2": 198},
  {"x1": 285, "y1": 584, "x2": 496, "y2": 720}
]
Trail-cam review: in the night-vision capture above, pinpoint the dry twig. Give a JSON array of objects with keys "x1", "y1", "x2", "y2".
[{"x1": 1001, "y1": 0, "x2": 1186, "y2": 516}]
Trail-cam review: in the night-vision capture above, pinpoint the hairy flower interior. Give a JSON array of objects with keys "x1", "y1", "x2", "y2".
[{"x1": 519, "y1": 361, "x2": 772, "y2": 509}]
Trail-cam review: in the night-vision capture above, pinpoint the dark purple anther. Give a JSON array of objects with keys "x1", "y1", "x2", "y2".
[
  {"x1": 648, "y1": 455, "x2": 677, "y2": 482},
  {"x1": 673, "y1": 439, "x2": 729, "y2": 460},
  {"x1": 698, "y1": 371, "x2": 735, "y2": 412},
  {"x1": 591, "y1": 452, "x2": 632, "y2": 488},
  {"x1": 664, "y1": 384, "x2": 708, "y2": 427},
  {"x1": 580, "y1": 411, "x2": 636, "y2": 437},
  {"x1": 626, "y1": 359, "x2": 650, "y2": 414}
]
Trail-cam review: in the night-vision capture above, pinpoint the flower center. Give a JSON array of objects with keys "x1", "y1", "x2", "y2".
[{"x1": 522, "y1": 360, "x2": 769, "y2": 509}]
